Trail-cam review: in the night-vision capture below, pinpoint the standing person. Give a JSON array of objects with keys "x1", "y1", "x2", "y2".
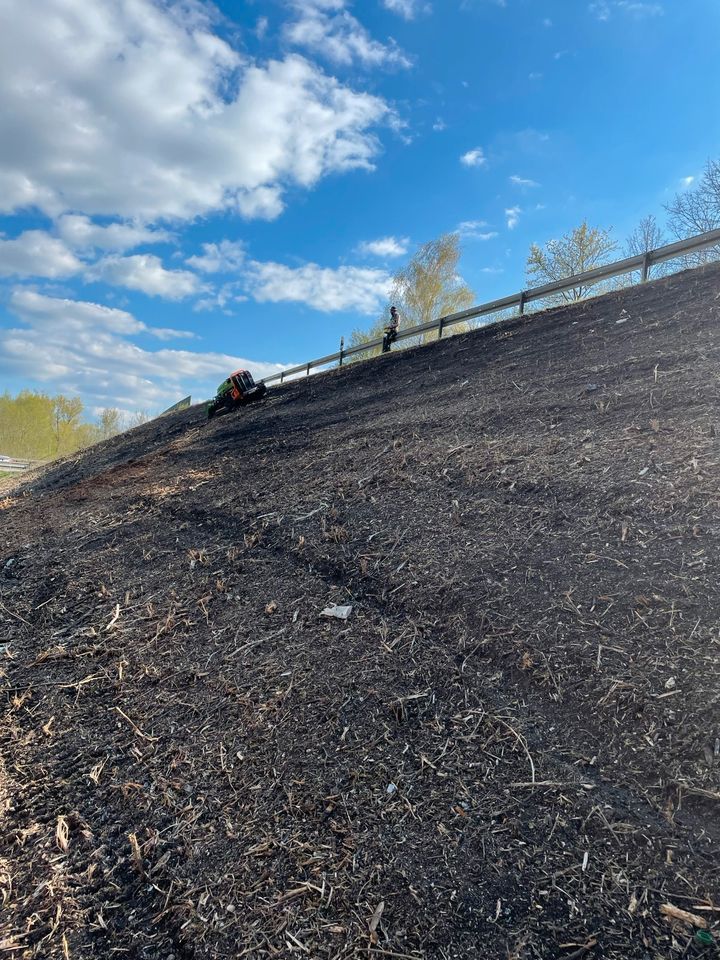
[{"x1": 382, "y1": 306, "x2": 399, "y2": 354}]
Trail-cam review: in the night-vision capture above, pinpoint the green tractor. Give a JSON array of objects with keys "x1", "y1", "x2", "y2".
[{"x1": 207, "y1": 369, "x2": 267, "y2": 420}]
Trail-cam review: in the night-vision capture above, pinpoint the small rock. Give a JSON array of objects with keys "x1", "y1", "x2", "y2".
[
  {"x1": 665, "y1": 677, "x2": 676, "y2": 690},
  {"x1": 386, "y1": 782, "x2": 397, "y2": 796},
  {"x1": 321, "y1": 604, "x2": 352, "y2": 620}
]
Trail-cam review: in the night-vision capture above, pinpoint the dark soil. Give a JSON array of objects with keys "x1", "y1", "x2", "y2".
[{"x1": 1, "y1": 264, "x2": 719, "y2": 960}]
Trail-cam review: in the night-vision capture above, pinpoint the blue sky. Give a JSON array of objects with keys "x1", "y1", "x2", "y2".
[{"x1": 0, "y1": 0, "x2": 718, "y2": 415}]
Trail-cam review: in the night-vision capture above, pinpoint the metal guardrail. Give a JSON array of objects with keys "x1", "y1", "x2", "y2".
[
  {"x1": 262, "y1": 227, "x2": 720, "y2": 385},
  {"x1": 0, "y1": 459, "x2": 42, "y2": 474}
]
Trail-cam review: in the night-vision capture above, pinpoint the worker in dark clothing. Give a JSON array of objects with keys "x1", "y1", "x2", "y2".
[{"x1": 382, "y1": 306, "x2": 399, "y2": 353}]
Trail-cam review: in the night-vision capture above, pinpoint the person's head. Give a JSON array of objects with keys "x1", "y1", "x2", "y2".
[{"x1": 390, "y1": 306, "x2": 398, "y2": 318}]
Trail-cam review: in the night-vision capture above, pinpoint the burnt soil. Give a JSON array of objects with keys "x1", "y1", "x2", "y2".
[{"x1": 1, "y1": 265, "x2": 719, "y2": 960}]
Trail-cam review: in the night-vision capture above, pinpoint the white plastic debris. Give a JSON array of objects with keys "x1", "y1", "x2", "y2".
[
  {"x1": 665, "y1": 676, "x2": 676, "y2": 690},
  {"x1": 321, "y1": 604, "x2": 353, "y2": 620}
]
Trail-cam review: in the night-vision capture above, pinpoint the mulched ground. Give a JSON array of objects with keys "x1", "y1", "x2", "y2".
[{"x1": 1, "y1": 264, "x2": 719, "y2": 960}]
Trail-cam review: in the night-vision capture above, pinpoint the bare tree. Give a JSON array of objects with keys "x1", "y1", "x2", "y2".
[
  {"x1": 99, "y1": 407, "x2": 123, "y2": 440},
  {"x1": 127, "y1": 410, "x2": 151, "y2": 428},
  {"x1": 624, "y1": 214, "x2": 669, "y2": 280},
  {"x1": 527, "y1": 221, "x2": 617, "y2": 306},
  {"x1": 665, "y1": 159, "x2": 720, "y2": 264}
]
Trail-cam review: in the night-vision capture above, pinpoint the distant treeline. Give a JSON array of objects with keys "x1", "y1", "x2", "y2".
[{"x1": 0, "y1": 391, "x2": 147, "y2": 461}]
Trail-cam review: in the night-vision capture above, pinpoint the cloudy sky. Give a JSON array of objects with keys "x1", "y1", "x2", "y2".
[{"x1": 0, "y1": 0, "x2": 718, "y2": 414}]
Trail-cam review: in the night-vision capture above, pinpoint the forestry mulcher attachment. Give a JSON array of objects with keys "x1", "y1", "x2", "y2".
[{"x1": 207, "y1": 369, "x2": 267, "y2": 419}]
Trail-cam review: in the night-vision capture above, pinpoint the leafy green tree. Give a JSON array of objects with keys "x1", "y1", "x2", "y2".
[
  {"x1": 0, "y1": 391, "x2": 118, "y2": 460},
  {"x1": 349, "y1": 233, "x2": 475, "y2": 359},
  {"x1": 527, "y1": 221, "x2": 618, "y2": 306},
  {"x1": 349, "y1": 314, "x2": 390, "y2": 362},
  {"x1": 52, "y1": 396, "x2": 84, "y2": 454},
  {"x1": 391, "y1": 233, "x2": 475, "y2": 342}
]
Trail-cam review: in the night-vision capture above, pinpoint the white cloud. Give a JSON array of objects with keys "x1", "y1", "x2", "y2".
[
  {"x1": 457, "y1": 221, "x2": 498, "y2": 241},
  {"x1": 187, "y1": 243, "x2": 395, "y2": 310},
  {"x1": 256, "y1": 16, "x2": 269, "y2": 38},
  {"x1": 460, "y1": 0, "x2": 506, "y2": 8},
  {"x1": 186, "y1": 240, "x2": 247, "y2": 273},
  {"x1": 150, "y1": 327, "x2": 197, "y2": 341},
  {"x1": 87, "y1": 254, "x2": 204, "y2": 300},
  {"x1": 460, "y1": 147, "x2": 487, "y2": 168},
  {"x1": 357, "y1": 236, "x2": 409, "y2": 257},
  {"x1": 0, "y1": 230, "x2": 82, "y2": 278},
  {"x1": 193, "y1": 282, "x2": 248, "y2": 314},
  {"x1": 0, "y1": 0, "x2": 391, "y2": 223},
  {"x1": 56, "y1": 215, "x2": 171, "y2": 253},
  {"x1": 1, "y1": 289, "x2": 286, "y2": 413},
  {"x1": 618, "y1": 0, "x2": 663, "y2": 14},
  {"x1": 589, "y1": 2, "x2": 611, "y2": 18},
  {"x1": 680, "y1": 175, "x2": 695, "y2": 188},
  {"x1": 505, "y1": 206, "x2": 522, "y2": 229},
  {"x1": 382, "y1": 0, "x2": 431, "y2": 19},
  {"x1": 590, "y1": 1, "x2": 663, "y2": 18},
  {"x1": 244, "y1": 260, "x2": 391, "y2": 313},
  {"x1": 528, "y1": 72, "x2": 543, "y2": 81},
  {"x1": 509, "y1": 175, "x2": 540, "y2": 188},
  {"x1": 285, "y1": 1, "x2": 411, "y2": 69},
  {"x1": 7, "y1": 289, "x2": 193, "y2": 341},
  {"x1": 432, "y1": 117, "x2": 447, "y2": 131},
  {"x1": 10, "y1": 289, "x2": 146, "y2": 337}
]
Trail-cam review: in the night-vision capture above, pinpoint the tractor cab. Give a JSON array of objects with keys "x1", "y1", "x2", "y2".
[
  {"x1": 208, "y1": 368, "x2": 267, "y2": 419},
  {"x1": 229, "y1": 369, "x2": 258, "y2": 399}
]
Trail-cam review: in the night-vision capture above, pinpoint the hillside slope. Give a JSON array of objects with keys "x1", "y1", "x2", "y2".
[{"x1": 1, "y1": 264, "x2": 719, "y2": 959}]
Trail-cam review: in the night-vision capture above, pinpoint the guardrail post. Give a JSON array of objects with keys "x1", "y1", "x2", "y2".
[
  {"x1": 280, "y1": 370, "x2": 285, "y2": 383},
  {"x1": 306, "y1": 362, "x2": 310, "y2": 377},
  {"x1": 519, "y1": 291, "x2": 526, "y2": 316},
  {"x1": 438, "y1": 318, "x2": 444, "y2": 339},
  {"x1": 641, "y1": 253, "x2": 651, "y2": 283},
  {"x1": 339, "y1": 337, "x2": 344, "y2": 367}
]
